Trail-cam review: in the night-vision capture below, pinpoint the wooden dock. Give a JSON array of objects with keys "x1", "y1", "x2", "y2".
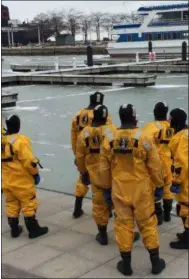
[
  {"x1": 10, "y1": 59, "x2": 188, "y2": 74},
  {"x1": 2, "y1": 73, "x2": 157, "y2": 87},
  {"x1": 4, "y1": 58, "x2": 189, "y2": 88}
]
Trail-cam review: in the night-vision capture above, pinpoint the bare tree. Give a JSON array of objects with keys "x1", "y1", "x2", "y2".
[
  {"x1": 117, "y1": 12, "x2": 133, "y2": 24},
  {"x1": 32, "y1": 13, "x2": 51, "y2": 43},
  {"x1": 47, "y1": 10, "x2": 66, "y2": 36},
  {"x1": 118, "y1": 12, "x2": 139, "y2": 24},
  {"x1": 102, "y1": 13, "x2": 122, "y2": 40},
  {"x1": 129, "y1": 12, "x2": 139, "y2": 24},
  {"x1": 91, "y1": 12, "x2": 106, "y2": 41},
  {"x1": 65, "y1": 9, "x2": 83, "y2": 43},
  {"x1": 31, "y1": 9, "x2": 139, "y2": 44},
  {"x1": 81, "y1": 15, "x2": 91, "y2": 43}
]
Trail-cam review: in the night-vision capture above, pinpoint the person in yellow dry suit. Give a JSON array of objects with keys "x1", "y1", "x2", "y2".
[
  {"x1": 143, "y1": 102, "x2": 174, "y2": 225},
  {"x1": 75, "y1": 104, "x2": 116, "y2": 245},
  {"x1": 1, "y1": 120, "x2": 7, "y2": 193},
  {"x1": 168, "y1": 108, "x2": 189, "y2": 249},
  {"x1": 72, "y1": 91, "x2": 112, "y2": 218},
  {"x1": 2, "y1": 115, "x2": 48, "y2": 239},
  {"x1": 2, "y1": 120, "x2": 7, "y2": 135},
  {"x1": 100, "y1": 104, "x2": 166, "y2": 275}
]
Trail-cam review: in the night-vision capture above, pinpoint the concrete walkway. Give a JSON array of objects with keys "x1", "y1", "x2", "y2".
[{"x1": 2, "y1": 189, "x2": 188, "y2": 278}]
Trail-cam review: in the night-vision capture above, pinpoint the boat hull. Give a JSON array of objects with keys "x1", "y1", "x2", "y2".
[{"x1": 107, "y1": 40, "x2": 188, "y2": 58}]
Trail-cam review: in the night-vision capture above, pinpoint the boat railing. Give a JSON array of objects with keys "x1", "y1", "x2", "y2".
[{"x1": 148, "y1": 18, "x2": 188, "y2": 27}]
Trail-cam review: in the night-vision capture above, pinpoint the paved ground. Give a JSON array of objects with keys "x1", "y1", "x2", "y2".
[{"x1": 2, "y1": 189, "x2": 188, "y2": 278}]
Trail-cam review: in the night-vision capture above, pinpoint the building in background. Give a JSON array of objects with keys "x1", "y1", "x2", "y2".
[
  {"x1": 56, "y1": 34, "x2": 75, "y2": 46},
  {"x1": 1, "y1": 4, "x2": 54, "y2": 46},
  {"x1": 1, "y1": 4, "x2": 10, "y2": 27}
]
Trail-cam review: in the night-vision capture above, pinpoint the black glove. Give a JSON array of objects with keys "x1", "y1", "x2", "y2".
[
  {"x1": 103, "y1": 189, "x2": 113, "y2": 208},
  {"x1": 81, "y1": 172, "x2": 90, "y2": 186},
  {"x1": 170, "y1": 183, "x2": 180, "y2": 194},
  {"x1": 154, "y1": 187, "x2": 163, "y2": 203}
]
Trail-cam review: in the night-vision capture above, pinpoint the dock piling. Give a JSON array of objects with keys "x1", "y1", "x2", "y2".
[
  {"x1": 87, "y1": 46, "x2": 93, "y2": 67},
  {"x1": 136, "y1": 52, "x2": 139, "y2": 63},
  {"x1": 182, "y1": 41, "x2": 187, "y2": 61},
  {"x1": 72, "y1": 57, "x2": 77, "y2": 69},
  {"x1": 148, "y1": 41, "x2": 153, "y2": 53},
  {"x1": 54, "y1": 57, "x2": 59, "y2": 71}
]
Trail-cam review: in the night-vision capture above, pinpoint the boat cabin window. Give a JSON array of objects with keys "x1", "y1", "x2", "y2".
[
  {"x1": 183, "y1": 32, "x2": 189, "y2": 39},
  {"x1": 145, "y1": 31, "x2": 184, "y2": 41},
  {"x1": 157, "y1": 34, "x2": 162, "y2": 40},
  {"x1": 163, "y1": 33, "x2": 171, "y2": 40},
  {"x1": 173, "y1": 32, "x2": 177, "y2": 39},
  {"x1": 163, "y1": 33, "x2": 168, "y2": 40},
  {"x1": 127, "y1": 34, "x2": 132, "y2": 42},
  {"x1": 149, "y1": 34, "x2": 152, "y2": 41},
  {"x1": 158, "y1": 11, "x2": 182, "y2": 21},
  {"x1": 183, "y1": 10, "x2": 189, "y2": 20},
  {"x1": 176, "y1": 32, "x2": 181, "y2": 39}
]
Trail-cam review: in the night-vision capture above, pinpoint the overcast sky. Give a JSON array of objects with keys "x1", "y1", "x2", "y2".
[{"x1": 2, "y1": 1, "x2": 186, "y2": 21}]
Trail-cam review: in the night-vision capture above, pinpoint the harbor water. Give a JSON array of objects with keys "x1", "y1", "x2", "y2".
[{"x1": 2, "y1": 56, "x2": 188, "y2": 197}]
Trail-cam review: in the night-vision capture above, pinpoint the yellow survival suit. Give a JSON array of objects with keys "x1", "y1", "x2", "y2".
[
  {"x1": 76, "y1": 105, "x2": 115, "y2": 245},
  {"x1": 2, "y1": 115, "x2": 48, "y2": 239},
  {"x1": 143, "y1": 102, "x2": 174, "y2": 224},
  {"x1": 100, "y1": 104, "x2": 166, "y2": 276},
  {"x1": 168, "y1": 108, "x2": 188, "y2": 250},
  {"x1": 71, "y1": 92, "x2": 112, "y2": 218}
]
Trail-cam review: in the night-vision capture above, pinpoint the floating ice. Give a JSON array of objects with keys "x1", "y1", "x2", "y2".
[
  {"x1": 163, "y1": 75, "x2": 188, "y2": 79},
  {"x1": 40, "y1": 168, "x2": 51, "y2": 172},
  {"x1": 149, "y1": 85, "x2": 188, "y2": 89},
  {"x1": 17, "y1": 98, "x2": 42, "y2": 103},
  {"x1": 15, "y1": 106, "x2": 39, "y2": 111},
  {"x1": 31, "y1": 140, "x2": 71, "y2": 149}
]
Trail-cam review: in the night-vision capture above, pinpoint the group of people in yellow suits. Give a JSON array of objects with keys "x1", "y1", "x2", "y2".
[
  {"x1": 1, "y1": 90, "x2": 188, "y2": 276},
  {"x1": 71, "y1": 92, "x2": 188, "y2": 275}
]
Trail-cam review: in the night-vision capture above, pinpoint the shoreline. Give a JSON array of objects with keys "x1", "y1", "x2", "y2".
[{"x1": 2, "y1": 46, "x2": 108, "y2": 56}]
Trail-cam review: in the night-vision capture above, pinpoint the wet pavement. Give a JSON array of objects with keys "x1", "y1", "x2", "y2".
[{"x1": 2, "y1": 189, "x2": 188, "y2": 278}]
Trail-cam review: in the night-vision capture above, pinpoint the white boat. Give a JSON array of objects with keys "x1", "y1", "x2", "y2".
[
  {"x1": 107, "y1": 3, "x2": 189, "y2": 58},
  {"x1": 2, "y1": 90, "x2": 18, "y2": 109}
]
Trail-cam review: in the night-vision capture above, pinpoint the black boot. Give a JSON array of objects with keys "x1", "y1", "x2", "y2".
[
  {"x1": 8, "y1": 217, "x2": 23, "y2": 238},
  {"x1": 24, "y1": 216, "x2": 48, "y2": 239},
  {"x1": 109, "y1": 210, "x2": 113, "y2": 218},
  {"x1": 163, "y1": 199, "x2": 173, "y2": 222},
  {"x1": 170, "y1": 228, "x2": 189, "y2": 249},
  {"x1": 73, "y1": 197, "x2": 84, "y2": 218},
  {"x1": 176, "y1": 232, "x2": 184, "y2": 240},
  {"x1": 148, "y1": 248, "x2": 166, "y2": 275},
  {"x1": 117, "y1": 251, "x2": 133, "y2": 276},
  {"x1": 134, "y1": 231, "x2": 140, "y2": 242},
  {"x1": 155, "y1": 202, "x2": 164, "y2": 225},
  {"x1": 176, "y1": 218, "x2": 186, "y2": 241},
  {"x1": 96, "y1": 225, "x2": 108, "y2": 245}
]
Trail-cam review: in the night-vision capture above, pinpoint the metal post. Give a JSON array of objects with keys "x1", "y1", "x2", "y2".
[
  {"x1": 136, "y1": 52, "x2": 139, "y2": 63},
  {"x1": 11, "y1": 26, "x2": 14, "y2": 47},
  {"x1": 182, "y1": 41, "x2": 187, "y2": 61},
  {"x1": 7, "y1": 30, "x2": 11, "y2": 47},
  {"x1": 54, "y1": 57, "x2": 59, "y2": 71},
  {"x1": 72, "y1": 57, "x2": 76, "y2": 69},
  {"x1": 87, "y1": 45, "x2": 93, "y2": 67},
  {"x1": 148, "y1": 41, "x2": 152, "y2": 52},
  {"x1": 37, "y1": 25, "x2": 41, "y2": 45}
]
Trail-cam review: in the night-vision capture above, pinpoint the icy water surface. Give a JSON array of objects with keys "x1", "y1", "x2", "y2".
[{"x1": 2, "y1": 56, "x2": 188, "y2": 195}]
